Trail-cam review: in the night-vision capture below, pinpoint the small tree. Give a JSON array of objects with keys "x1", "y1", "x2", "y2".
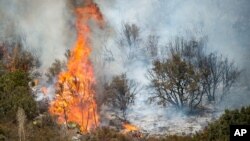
[
  {"x1": 0, "y1": 42, "x2": 40, "y2": 72},
  {"x1": 221, "y1": 58, "x2": 240, "y2": 102},
  {"x1": 199, "y1": 53, "x2": 240, "y2": 102},
  {"x1": 0, "y1": 71, "x2": 37, "y2": 120},
  {"x1": 147, "y1": 37, "x2": 240, "y2": 112},
  {"x1": 45, "y1": 59, "x2": 64, "y2": 83},
  {"x1": 104, "y1": 74, "x2": 140, "y2": 120},
  {"x1": 199, "y1": 53, "x2": 224, "y2": 102},
  {"x1": 148, "y1": 54, "x2": 204, "y2": 112},
  {"x1": 145, "y1": 35, "x2": 159, "y2": 59},
  {"x1": 118, "y1": 23, "x2": 141, "y2": 63}
]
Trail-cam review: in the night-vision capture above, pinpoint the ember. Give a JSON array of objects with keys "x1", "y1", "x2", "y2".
[{"x1": 123, "y1": 123, "x2": 139, "y2": 133}]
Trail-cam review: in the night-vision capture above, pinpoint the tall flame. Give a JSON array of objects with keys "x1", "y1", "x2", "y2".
[{"x1": 49, "y1": 1, "x2": 103, "y2": 133}]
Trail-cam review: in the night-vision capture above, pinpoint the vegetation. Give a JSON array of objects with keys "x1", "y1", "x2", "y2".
[
  {"x1": 147, "y1": 38, "x2": 240, "y2": 112},
  {"x1": 0, "y1": 42, "x2": 40, "y2": 73},
  {"x1": 45, "y1": 59, "x2": 64, "y2": 83},
  {"x1": 0, "y1": 42, "x2": 39, "y2": 140},
  {"x1": 194, "y1": 106, "x2": 250, "y2": 141},
  {"x1": 0, "y1": 38, "x2": 245, "y2": 141},
  {"x1": 103, "y1": 74, "x2": 140, "y2": 120},
  {"x1": 118, "y1": 23, "x2": 142, "y2": 63},
  {"x1": 148, "y1": 54, "x2": 203, "y2": 112},
  {"x1": 80, "y1": 106, "x2": 250, "y2": 141},
  {"x1": 0, "y1": 70, "x2": 38, "y2": 121}
]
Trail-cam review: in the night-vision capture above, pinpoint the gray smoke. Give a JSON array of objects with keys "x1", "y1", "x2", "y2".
[
  {"x1": 92, "y1": 0, "x2": 250, "y2": 133},
  {"x1": 1, "y1": 0, "x2": 250, "y2": 134},
  {"x1": 0, "y1": 0, "x2": 75, "y2": 70},
  {"x1": 94, "y1": 0, "x2": 250, "y2": 104},
  {"x1": 96, "y1": 0, "x2": 250, "y2": 65}
]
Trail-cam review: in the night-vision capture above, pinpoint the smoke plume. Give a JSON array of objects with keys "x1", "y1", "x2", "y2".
[{"x1": 0, "y1": 0, "x2": 75, "y2": 69}]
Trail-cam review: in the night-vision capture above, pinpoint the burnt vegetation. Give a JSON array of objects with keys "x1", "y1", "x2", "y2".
[
  {"x1": 147, "y1": 38, "x2": 240, "y2": 113},
  {"x1": 0, "y1": 30, "x2": 246, "y2": 141}
]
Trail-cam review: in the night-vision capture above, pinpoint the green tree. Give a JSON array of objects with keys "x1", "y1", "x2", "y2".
[
  {"x1": 194, "y1": 106, "x2": 250, "y2": 141},
  {"x1": 0, "y1": 71, "x2": 37, "y2": 121}
]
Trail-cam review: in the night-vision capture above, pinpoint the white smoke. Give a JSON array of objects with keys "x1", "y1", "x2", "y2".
[
  {"x1": 0, "y1": 0, "x2": 75, "y2": 70},
  {"x1": 1, "y1": 0, "x2": 250, "y2": 134},
  {"x1": 94, "y1": 0, "x2": 250, "y2": 102},
  {"x1": 96, "y1": 0, "x2": 250, "y2": 63},
  {"x1": 93, "y1": 0, "x2": 250, "y2": 134}
]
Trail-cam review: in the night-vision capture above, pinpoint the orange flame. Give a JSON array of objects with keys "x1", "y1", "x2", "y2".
[
  {"x1": 123, "y1": 123, "x2": 139, "y2": 133},
  {"x1": 49, "y1": 1, "x2": 103, "y2": 133},
  {"x1": 41, "y1": 87, "x2": 48, "y2": 95}
]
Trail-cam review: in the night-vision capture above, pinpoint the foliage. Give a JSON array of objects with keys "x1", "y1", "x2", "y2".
[
  {"x1": 148, "y1": 53, "x2": 204, "y2": 112},
  {"x1": 103, "y1": 74, "x2": 140, "y2": 120},
  {"x1": 0, "y1": 106, "x2": 249, "y2": 141},
  {"x1": 118, "y1": 23, "x2": 142, "y2": 63},
  {"x1": 83, "y1": 127, "x2": 133, "y2": 141},
  {"x1": 0, "y1": 42, "x2": 40, "y2": 73},
  {"x1": 146, "y1": 135, "x2": 193, "y2": 141},
  {"x1": 194, "y1": 106, "x2": 250, "y2": 141},
  {"x1": 0, "y1": 71, "x2": 37, "y2": 120},
  {"x1": 45, "y1": 59, "x2": 65, "y2": 83},
  {"x1": 147, "y1": 37, "x2": 240, "y2": 112},
  {"x1": 0, "y1": 114, "x2": 67, "y2": 141}
]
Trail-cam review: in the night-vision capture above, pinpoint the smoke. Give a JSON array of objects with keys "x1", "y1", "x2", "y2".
[
  {"x1": 92, "y1": 0, "x2": 250, "y2": 133},
  {"x1": 0, "y1": 0, "x2": 75, "y2": 70},
  {"x1": 96, "y1": 0, "x2": 250, "y2": 64},
  {"x1": 1, "y1": 0, "x2": 250, "y2": 134},
  {"x1": 94, "y1": 0, "x2": 250, "y2": 98}
]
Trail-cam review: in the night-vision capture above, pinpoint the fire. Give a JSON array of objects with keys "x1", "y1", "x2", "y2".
[
  {"x1": 41, "y1": 87, "x2": 48, "y2": 95},
  {"x1": 123, "y1": 123, "x2": 139, "y2": 133},
  {"x1": 49, "y1": 1, "x2": 103, "y2": 133}
]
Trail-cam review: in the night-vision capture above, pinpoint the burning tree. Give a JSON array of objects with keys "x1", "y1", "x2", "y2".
[
  {"x1": 0, "y1": 42, "x2": 40, "y2": 73},
  {"x1": 49, "y1": 1, "x2": 103, "y2": 133}
]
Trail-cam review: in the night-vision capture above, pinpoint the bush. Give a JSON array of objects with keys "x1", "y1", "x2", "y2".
[
  {"x1": 83, "y1": 127, "x2": 133, "y2": 141},
  {"x1": 0, "y1": 71, "x2": 38, "y2": 121},
  {"x1": 146, "y1": 135, "x2": 192, "y2": 141},
  {"x1": 147, "y1": 38, "x2": 240, "y2": 112},
  {"x1": 103, "y1": 74, "x2": 140, "y2": 120},
  {"x1": 194, "y1": 106, "x2": 250, "y2": 141}
]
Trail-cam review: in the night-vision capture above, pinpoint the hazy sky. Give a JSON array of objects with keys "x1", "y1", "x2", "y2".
[
  {"x1": 96, "y1": 0, "x2": 250, "y2": 68},
  {"x1": 1, "y1": 0, "x2": 249, "y2": 68}
]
